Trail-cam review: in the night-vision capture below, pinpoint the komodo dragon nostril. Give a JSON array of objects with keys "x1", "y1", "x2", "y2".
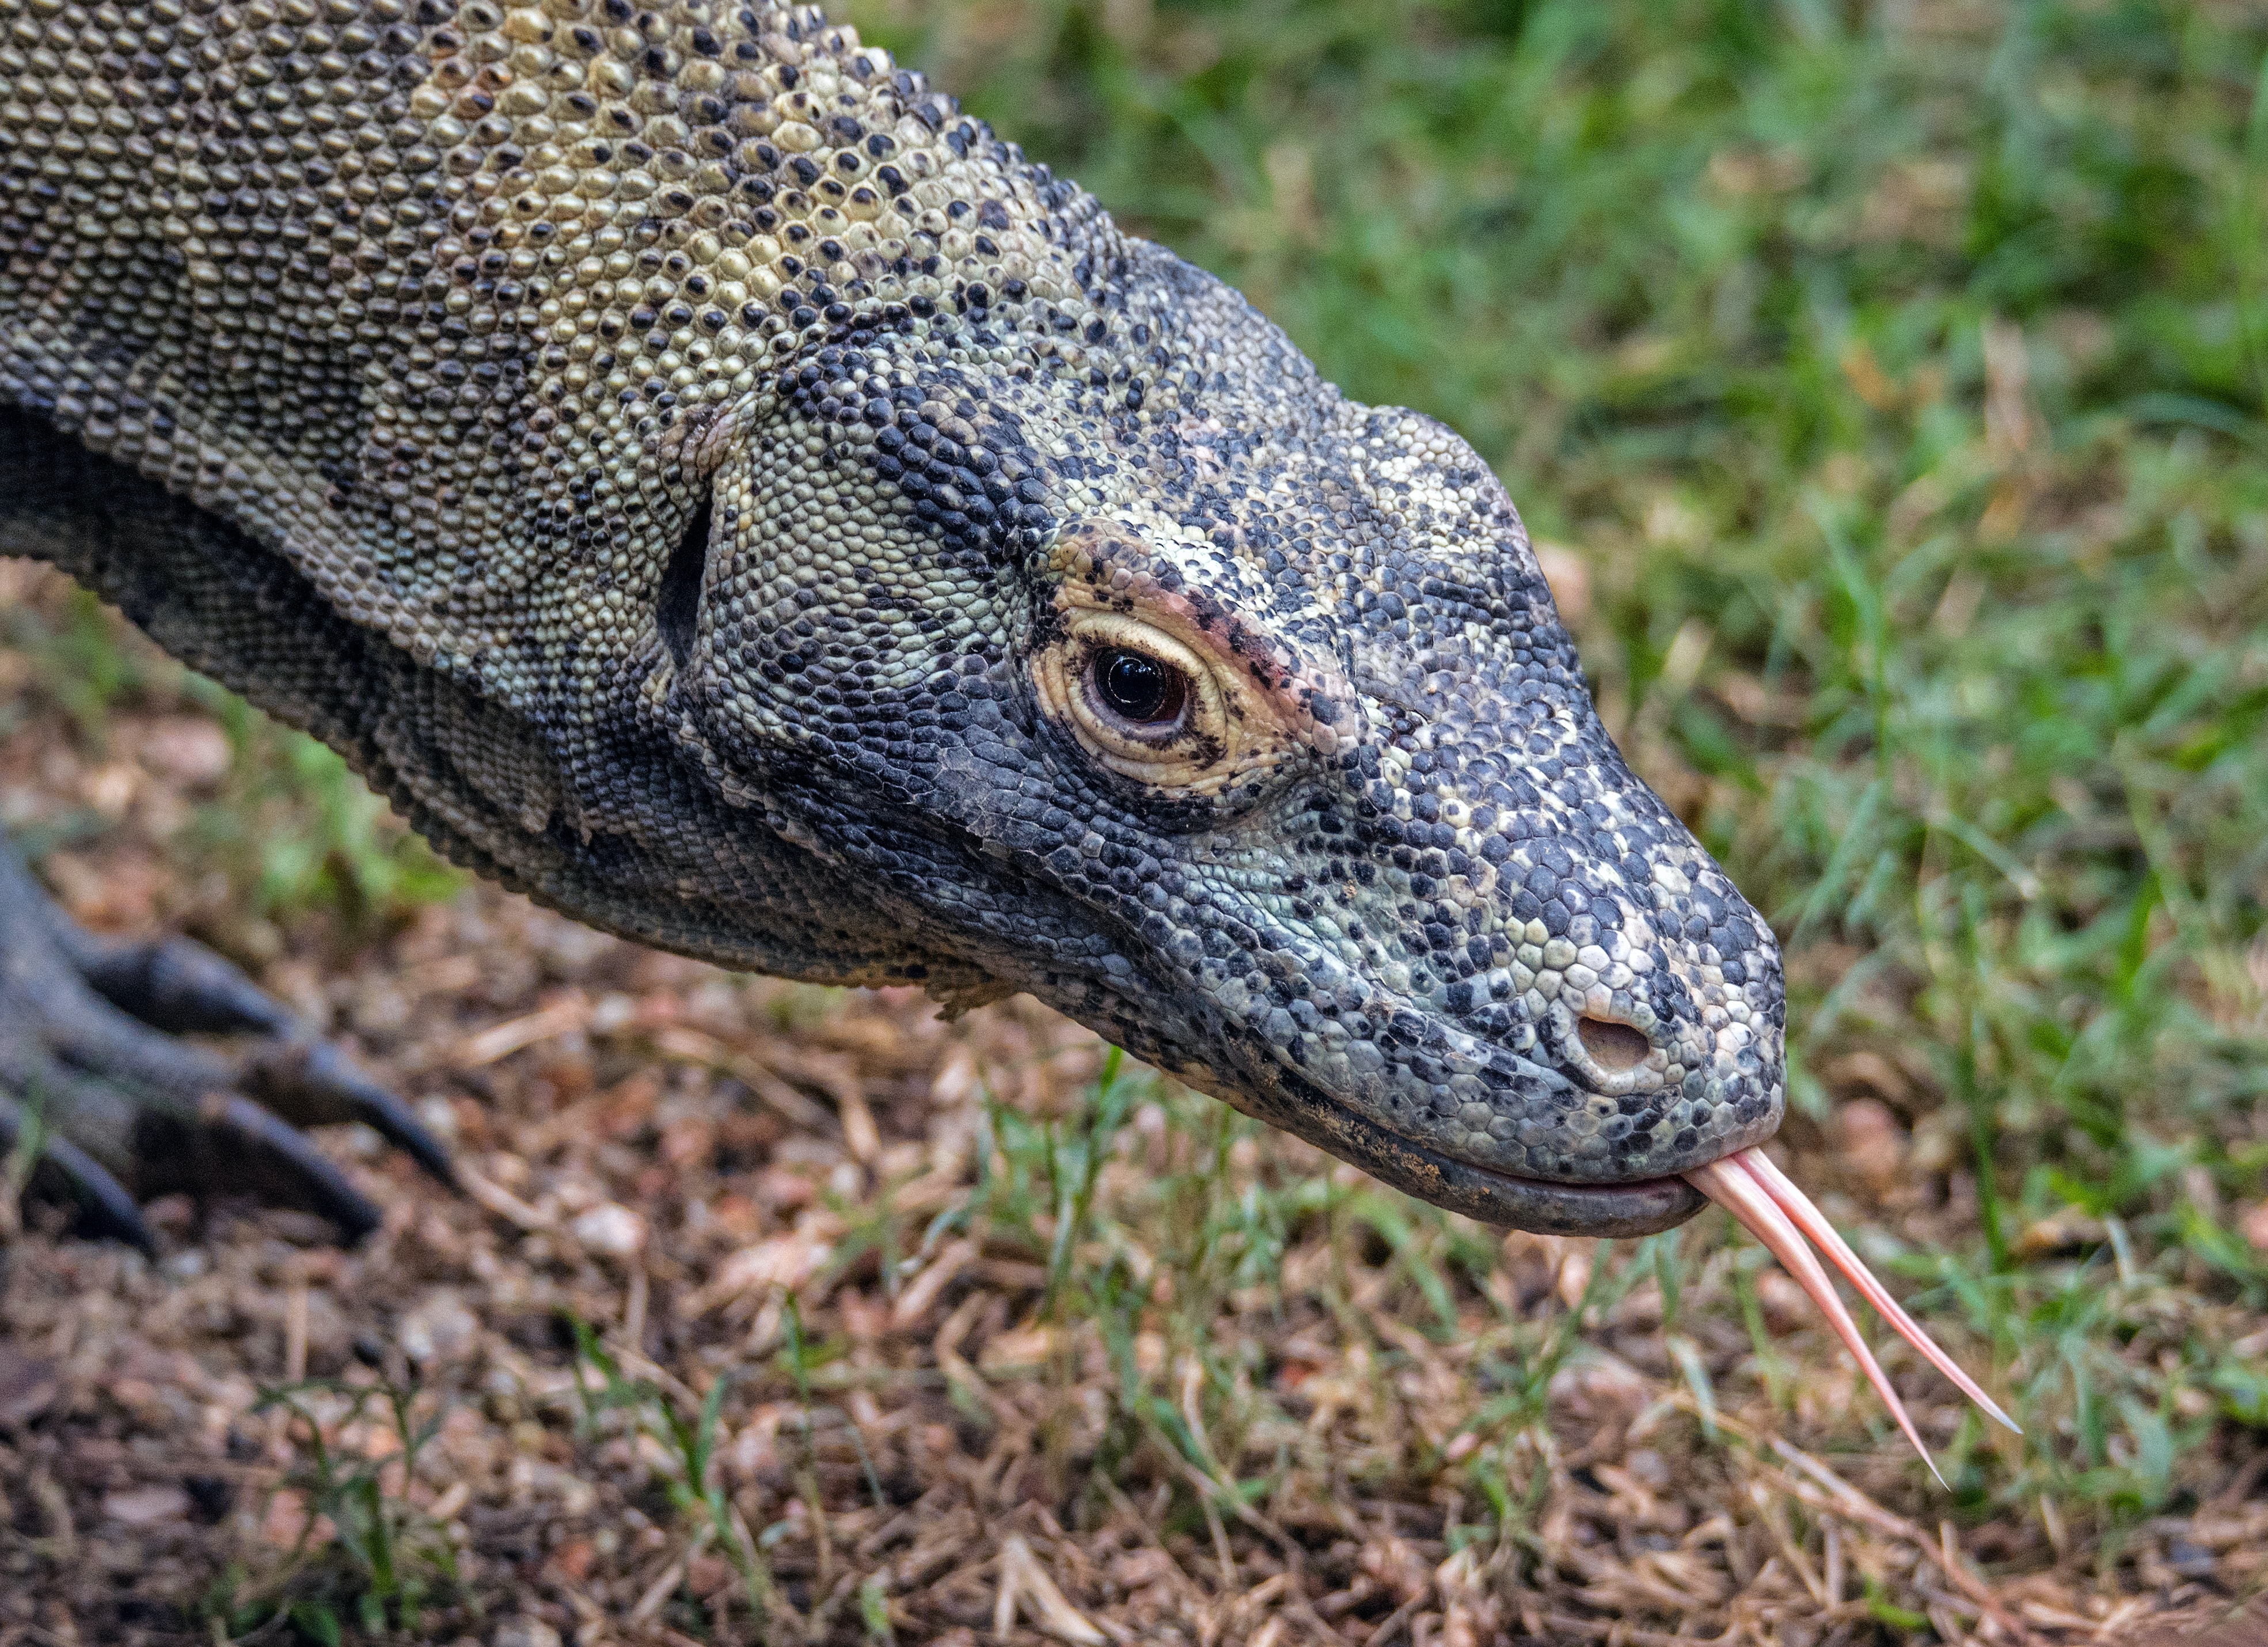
[{"x1": 1575, "y1": 1014, "x2": 1650, "y2": 1072}]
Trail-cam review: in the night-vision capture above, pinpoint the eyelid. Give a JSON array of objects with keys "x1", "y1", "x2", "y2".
[
  {"x1": 1035, "y1": 602, "x2": 1320, "y2": 800},
  {"x1": 1043, "y1": 610, "x2": 1225, "y2": 776},
  {"x1": 1046, "y1": 524, "x2": 1354, "y2": 760}
]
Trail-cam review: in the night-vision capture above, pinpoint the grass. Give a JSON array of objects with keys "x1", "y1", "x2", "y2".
[
  {"x1": 566, "y1": 1316, "x2": 784, "y2": 1637},
  {"x1": 208, "y1": 1377, "x2": 465, "y2": 1644},
  {"x1": 5, "y1": 0, "x2": 2268, "y2": 1640}
]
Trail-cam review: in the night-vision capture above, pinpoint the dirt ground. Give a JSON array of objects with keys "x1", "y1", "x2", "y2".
[{"x1": 2, "y1": 562, "x2": 2266, "y2": 1646}]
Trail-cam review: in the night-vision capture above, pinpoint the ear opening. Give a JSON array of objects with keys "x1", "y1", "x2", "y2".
[{"x1": 657, "y1": 492, "x2": 712, "y2": 669}]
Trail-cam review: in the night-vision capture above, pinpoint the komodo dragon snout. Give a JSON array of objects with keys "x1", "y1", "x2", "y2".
[{"x1": 666, "y1": 248, "x2": 1782, "y2": 1239}]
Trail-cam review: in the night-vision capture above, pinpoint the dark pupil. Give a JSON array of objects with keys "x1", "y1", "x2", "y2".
[{"x1": 1096, "y1": 648, "x2": 1176, "y2": 723}]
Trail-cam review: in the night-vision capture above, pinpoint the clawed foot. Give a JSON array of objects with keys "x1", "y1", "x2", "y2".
[{"x1": 0, "y1": 840, "x2": 451, "y2": 1250}]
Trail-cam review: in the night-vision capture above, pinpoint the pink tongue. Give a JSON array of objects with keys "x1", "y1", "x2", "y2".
[{"x1": 1682, "y1": 1145, "x2": 2019, "y2": 1486}]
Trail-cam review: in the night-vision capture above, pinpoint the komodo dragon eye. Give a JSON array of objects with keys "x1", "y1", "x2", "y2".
[
  {"x1": 1032, "y1": 525, "x2": 1353, "y2": 803},
  {"x1": 1047, "y1": 612, "x2": 1222, "y2": 777},
  {"x1": 1086, "y1": 647, "x2": 1190, "y2": 733}
]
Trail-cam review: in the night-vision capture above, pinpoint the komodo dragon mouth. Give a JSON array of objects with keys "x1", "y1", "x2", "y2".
[{"x1": 0, "y1": 0, "x2": 2013, "y2": 1476}]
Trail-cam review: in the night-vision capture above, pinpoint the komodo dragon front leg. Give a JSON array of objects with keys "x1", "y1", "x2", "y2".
[
  {"x1": 2, "y1": 411, "x2": 451, "y2": 1242},
  {"x1": 0, "y1": 833, "x2": 450, "y2": 1247}
]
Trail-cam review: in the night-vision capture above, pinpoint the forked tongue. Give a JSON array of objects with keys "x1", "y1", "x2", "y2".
[{"x1": 1684, "y1": 1145, "x2": 2019, "y2": 1486}]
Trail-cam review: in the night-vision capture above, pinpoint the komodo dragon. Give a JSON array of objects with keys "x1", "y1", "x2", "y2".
[{"x1": 2, "y1": 1, "x2": 2023, "y2": 1463}]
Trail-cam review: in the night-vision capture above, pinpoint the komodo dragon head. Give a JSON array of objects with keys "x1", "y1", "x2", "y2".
[
  {"x1": 683, "y1": 279, "x2": 1794, "y2": 1237},
  {"x1": 598, "y1": 15, "x2": 1786, "y2": 1239},
  {"x1": 671, "y1": 287, "x2": 1787, "y2": 1237}
]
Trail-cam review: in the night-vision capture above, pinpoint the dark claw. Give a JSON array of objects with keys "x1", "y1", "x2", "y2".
[
  {"x1": 0, "y1": 1100, "x2": 157, "y2": 1253},
  {"x1": 3, "y1": 833, "x2": 445, "y2": 1250},
  {"x1": 40, "y1": 892, "x2": 453, "y2": 1189},
  {"x1": 44, "y1": 1131, "x2": 159, "y2": 1251},
  {"x1": 246, "y1": 1039, "x2": 457, "y2": 1188},
  {"x1": 134, "y1": 1094, "x2": 384, "y2": 1244},
  {"x1": 62, "y1": 932, "x2": 294, "y2": 1038}
]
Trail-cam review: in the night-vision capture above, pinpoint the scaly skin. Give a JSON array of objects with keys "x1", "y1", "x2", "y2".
[{"x1": 0, "y1": 0, "x2": 1781, "y2": 1236}]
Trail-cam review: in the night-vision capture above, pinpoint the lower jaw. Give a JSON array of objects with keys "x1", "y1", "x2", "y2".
[
  {"x1": 1198, "y1": 1067, "x2": 1712, "y2": 1237},
  {"x1": 1430, "y1": 1168, "x2": 1707, "y2": 1238},
  {"x1": 1354, "y1": 1135, "x2": 1708, "y2": 1238}
]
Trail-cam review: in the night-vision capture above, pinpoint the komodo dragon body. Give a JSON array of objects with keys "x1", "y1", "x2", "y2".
[{"x1": 0, "y1": 0, "x2": 1783, "y2": 1241}]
